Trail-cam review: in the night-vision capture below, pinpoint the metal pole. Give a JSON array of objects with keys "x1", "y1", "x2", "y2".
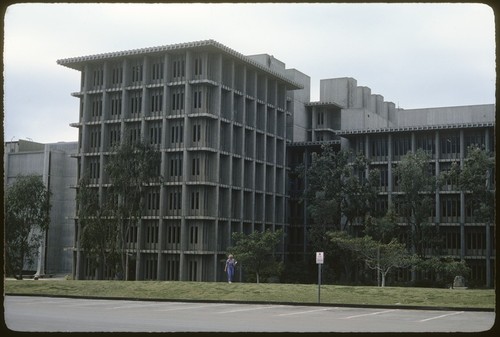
[{"x1": 318, "y1": 263, "x2": 322, "y2": 304}]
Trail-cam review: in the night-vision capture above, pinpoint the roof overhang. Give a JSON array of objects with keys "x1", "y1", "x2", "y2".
[{"x1": 57, "y1": 39, "x2": 303, "y2": 90}]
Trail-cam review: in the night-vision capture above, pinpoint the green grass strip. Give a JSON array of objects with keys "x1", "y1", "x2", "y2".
[{"x1": 4, "y1": 280, "x2": 494, "y2": 309}]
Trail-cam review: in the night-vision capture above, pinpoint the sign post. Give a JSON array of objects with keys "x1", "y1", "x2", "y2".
[{"x1": 316, "y1": 252, "x2": 324, "y2": 304}]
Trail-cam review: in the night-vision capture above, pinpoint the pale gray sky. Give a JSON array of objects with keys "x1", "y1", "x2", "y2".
[{"x1": 3, "y1": 3, "x2": 495, "y2": 143}]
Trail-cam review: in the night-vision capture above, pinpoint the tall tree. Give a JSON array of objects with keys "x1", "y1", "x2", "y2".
[
  {"x1": 303, "y1": 146, "x2": 379, "y2": 232},
  {"x1": 395, "y1": 149, "x2": 438, "y2": 258},
  {"x1": 105, "y1": 141, "x2": 162, "y2": 279},
  {"x1": 228, "y1": 229, "x2": 284, "y2": 283},
  {"x1": 77, "y1": 175, "x2": 120, "y2": 279},
  {"x1": 456, "y1": 145, "x2": 494, "y2": 223},
  {"x1": 447, "y1": 145, "x2": 494, "y2": 287},
  {"x1": 5, "y1": 175, "x2": 51, "y2": 279},
  {"x1": 300, "y1": 145, "x2": 379, "y2": 282}
]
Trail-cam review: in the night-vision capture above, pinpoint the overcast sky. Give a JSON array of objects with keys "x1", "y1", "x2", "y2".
[{"x1": 3, "y1": 2, "x2": 495, "y2": 143}]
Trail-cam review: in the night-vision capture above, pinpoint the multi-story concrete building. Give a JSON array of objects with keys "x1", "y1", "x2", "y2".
[
  {"x1": 57, "y1": 40, "x2": 310, "y2": 281},
  {"x1": 288, "y1": 78, "x2": 495, "y2": 287},
  {"x1": 4, "y1": 140, "x2": 78, "y2": 277},
  {"x1": 58, "y1": 41, "x2": 494, "y2": 286}
]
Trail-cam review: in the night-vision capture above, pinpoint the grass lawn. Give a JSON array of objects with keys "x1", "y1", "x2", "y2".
[{"x1": 4, "y1": 279, "x2": 494, "y2": 309}]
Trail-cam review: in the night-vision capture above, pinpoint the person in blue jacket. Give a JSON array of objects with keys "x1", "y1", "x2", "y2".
[{"x1": 224, "y1": 254, "x2": 237, "y2": 283}]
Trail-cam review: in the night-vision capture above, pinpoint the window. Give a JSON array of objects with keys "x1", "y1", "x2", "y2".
[
  {"x1": 170, "y1": 124, "x2": 184, "y2": 145},
  {"x1": 111, "y1": 66, "x2": 123, "y2": 85},
  {"x1": 194, "y1": 57, "x2": 202, "y2": 76},
  {"x1": 168, "y1": 190, "x2": 182, "y2": 210},
  {"x1": 89, "y1": 127, "x2": 101, "y2": 151},
  {"x1": 90, "y1": 95, "x2": 103, "y2": 119},
  {"x1": 150, "y1": 90, "x2": 163, "y2": 114},
  {"x1": 192, "y1": 124, "x2": 201, "y2": 143},
  {"x1": 193, "y1": 90, "x2": 202, "y2": 109},
  {"x1": 172, "y1": 58, "x2": 185, "y2": 79},
  {"x1": 108, "y1": 125, "x2": 121, "y2": 147},
  {"x1": 393, "y1": 136, "x2": 411, "y2": 158},
  {"x1": 147, "y1": 190, "x2": 160, "y2": 212},
  {"x1": 110, "y1": 93, "x2": 122, "y2": 117},
  {"x1": 417, "y1": 134, "x2": 435, "y2": 155},
  {"x1": 169, "y1": 156, "x2": 183, "y2": 177},
  {"x1": 148, "y1": 123, "x2": 162, "y2": 146},
  {"x1": 190, "y1": 226, "x2": 199, "y2": 244},
  {"x1": 152, "y1": 62, "x2": 164, "y2": 81},
  {"x1": 171, "y1": 89, "x2": 185, "y2": 112},
  {"x1": 131, "y1": 64, "x2": 143, "y2": 83},
  {"x1": 192, "y1": 157, "x2": 200, "y2": 176},
  {"x1": 93, "y1": 68, "x2": 103, "y2": 87},
  {"x1": 440, "y1": 133, "x2": 460, "y2": 158},
  {"x1": 317, "y1": 111, "x2": 324, "y2": 126},
  {"x1": 441, "y1": 196, "x2": 461, "y2": 221},
  {"x1": 89, "y1": 158, "x2": 100, "y2": 180},
  {"x1": 371, "y1": 136, "x2": 388, "y2": 159},
  {"x1": 191, "y1": 191, "x2": 199, "y2": 210},
  {"x1": 167, "y1": 223, "x2": 180, "y2": 244},
  {"x1": 127, "y1": 125, "x2": 141, "y2": 144},
  {"x1": 130, "y1": 91, "x2": 142, "y2": 115}
]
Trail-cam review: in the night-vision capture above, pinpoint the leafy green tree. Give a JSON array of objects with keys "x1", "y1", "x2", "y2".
[
  {"x1": 456, "y1": 145, "x2": 494, "y2": 223},
  {"x1": 300, "y1": 145, "x2": 379, "y2": 283},
  {"x1": 105, "y1": 141, "x2": 162, "y2": 279},
  {"x1": 395, "y1": 149, "x2": 439, "y2": 258},
  {"x1": 228, "y1": 229, "x2": 284, "y2": 283},
  {"x1": 364, "y1": 206, "x2": 399, "y2": 244},
  {"x1": 330, "y1": 231, "x2": 415, "y2": 287},
  {"x1": 5, "y1": 175, "x2": 51, "y2": 279},
  {"x1": 303, "y1": 147, "x2": 378, "y2": 232},
  {"x1": 77, "y1": 175, "x2": 120, "y2": 279}
]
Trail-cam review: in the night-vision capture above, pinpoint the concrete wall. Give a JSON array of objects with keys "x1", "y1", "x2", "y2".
[
  {"x1": 340, "y1": 108, "x2": 393, "y2": 130},
  {"x1": 246, "y1": 54, "x2": 286, "y2": 74},
  {"x1": 320, "y1": 77, "x2": 357, "y2": 107},
  {"x1": 286, "y1": 69, "x2": 311, "y2": 142},
  {"x1": 45, "y1": 143, "x2": 78, "y2": 276},
  {"x1": 393, "y1": 104, "x2": 495, "y2": 126},
  {"x1": 3, "y1": 141, "x2": 78, "y2": 276}
]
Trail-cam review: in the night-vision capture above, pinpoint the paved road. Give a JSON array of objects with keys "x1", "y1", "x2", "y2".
[{"x1": 4, "y1": 296, "x2": 495, "y2": 333}]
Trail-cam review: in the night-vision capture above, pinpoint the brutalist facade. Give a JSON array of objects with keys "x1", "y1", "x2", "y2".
[{"x1": 58, "y1": 41, "x2": 495, "y2": 286}]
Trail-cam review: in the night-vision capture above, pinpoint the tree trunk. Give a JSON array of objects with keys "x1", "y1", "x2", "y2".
[
  {"x1": 256, "y1": 272, "x2": 260, "y2": 284},
  {"x1": 381, "y1": 271, "x2": 387, "y2": 287}
]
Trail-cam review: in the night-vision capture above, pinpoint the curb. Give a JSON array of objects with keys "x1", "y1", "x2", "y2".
[{"x1": 5, "y1": 293, "x2": 494, "y2": 312}]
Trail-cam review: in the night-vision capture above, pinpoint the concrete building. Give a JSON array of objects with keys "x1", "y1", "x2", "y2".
[
  {"x1": 4, "y1": 140, "x2": 78, "y2": 277},
  {"x1": 288, "y1": 78, "x2": 495, "y2": 287},
  {"x1": 58, "y1": 40, "x2": 494, "y2": 286},
  {"x1": 57, "y1": 40, "x2": 310, "y2": 281}
]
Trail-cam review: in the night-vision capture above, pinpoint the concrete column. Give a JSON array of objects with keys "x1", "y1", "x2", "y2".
[
  {"x1": 434, "y1": 131, "x2": 440, "y2": 224},
  {"x1": 459, "y1": 129, "x2": 465, "y2": 260},
  {"x1": 387, "y1": 133, "x2": 392, "y2": 207},
  {"x1": 180, "y1": 50, "x2": 192, "y2": 281}
]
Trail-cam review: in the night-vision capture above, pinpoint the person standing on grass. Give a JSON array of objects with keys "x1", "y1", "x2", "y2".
[{"x1": 224, "y1": 254, "x2": 237, "y2": 283}]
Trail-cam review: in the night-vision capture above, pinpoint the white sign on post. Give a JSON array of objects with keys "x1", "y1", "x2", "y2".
[{"x1": 316, "y1": 252, "x2": 324, "y2": 264}]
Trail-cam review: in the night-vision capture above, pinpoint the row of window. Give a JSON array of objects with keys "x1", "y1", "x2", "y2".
[{"x1": 360, "y1": 133, "x2": 490, "y2": 159}]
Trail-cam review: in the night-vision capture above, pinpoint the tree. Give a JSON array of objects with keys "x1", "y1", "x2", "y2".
[
  {"x1": 228, "y1": 229, "x2": 284, "y2": 283},
  {"x1": 446, "y1": 145, "x2": 494, "y2": 287},
  {"x1": 395, "y1": 149, "x2": 439, "y2": 258},
  {"x1": 456, "y1": 145, "x2": 494, "y2": 223},
  {"x1": 5, "y1": 175, "x2": 51, "y2": 279},
  {"x1": 77, "y1": 175, "x2": 120, "y2": 279},
  {"x1": 104, "y1": 141, "x2": 162, "y2": 279},
  {"x1": 300, "y1": 145, "x2": 379, "y2": 282},
  {"x1": 330, "y1": 231, "x2": 415, "y2": 287}
]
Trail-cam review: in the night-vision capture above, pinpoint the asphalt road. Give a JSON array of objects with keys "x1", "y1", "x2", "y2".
[{"x1": 4, "y1": 295, "x2": 495, "y2": 333}]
